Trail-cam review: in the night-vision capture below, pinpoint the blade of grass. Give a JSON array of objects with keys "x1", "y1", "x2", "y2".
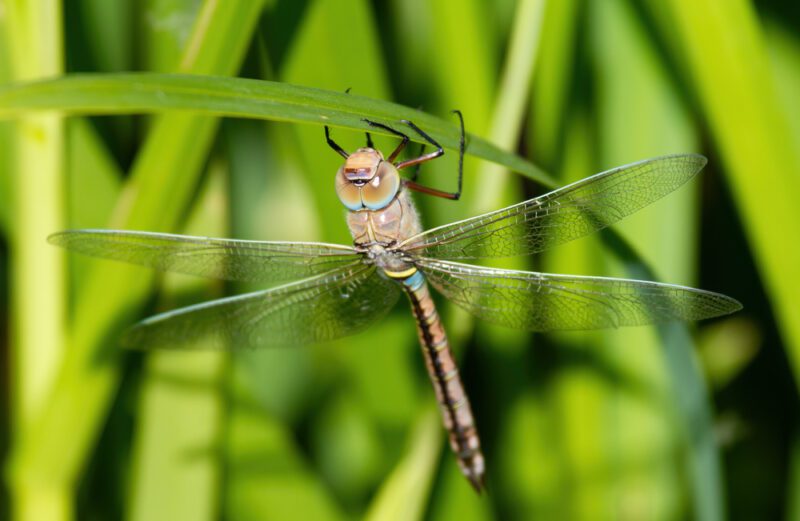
[
  {"x1": 67, "y1": 0, "x2": 133, "y2": 72},
  {"x1": 364, "y1": 407, "x2": 441, "y2": 521},
  {"x1": 125, "y1": 4, "x2": 235, "y2": 518},
  {"x1": 591, "y1": 0, "x2": 716, "y2": 519},
  {"x1": 223, "y1": 364, "x2": 346, "y2": 521},
  {"x1": 0, "y1": 73, "x2": 555, "y2": 187},
  {"x1": 4, "y1": 1, "x2": 66, "y2": 518},
  {"x1": 650, "y1": 0, "x2": 800, "y2": 391},
  {"x1": 464, "y1": 0, "x2": 545, "y2": 514},
  {"x1": 128, "y1": 163, "x2": 228, "y2": 521},
  {"x1": 0, "y1": 3, "x2": 12, "y2": 234},
  {"x1": 528, "y1": 0, "x2": 581, "y2": 169},
  {"x1": 473, "y1": 0, "x2": 545, "y2": 212},
  {"x1": 6, "y1": 0, "x2": 65, "y2": 429},
  {"x1": 5, "y1": 2, "x2": 264, "y2": 519},
  {"x1": 529, "y1": 5, "x2": 598, "y2": 515},
  {"x1": 789, "y1": 433, "x2": 800, "y2": 521},
  {"x1": 223, "y1": 118, "x2": 347, "y2": 517},
  {"x1": 65, "y1": 117, "x2": 123, "y2": 296},
  {"x1": 765, "y1": 21, "x2": 800, "y2": 153},
  {"x1": 66, "y1": 118, "x2": 120, "y2": 229},
  {"x1": 542, "y1": 110, "x2": 611, "y2": 519},
  {"x1": 763, "y1": 20, "x2": 800, "y2": 521},
  {"x1": 417, "y1": 0, "x2": 498, "y2": 230}
]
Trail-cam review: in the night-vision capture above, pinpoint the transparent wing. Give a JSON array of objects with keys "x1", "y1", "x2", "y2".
[
  {"x1": 123, "y1": 263, "x2": 401, "y2": 350},
  {"x1": 49, "y1": 229, "x2": 360, "y2": 284},
  {"x1": 418, "y1": 259, "x2": 741, "y2": 331},
  {"x1": 400, "y1": 154, "x2": 706, "y2": 260}
]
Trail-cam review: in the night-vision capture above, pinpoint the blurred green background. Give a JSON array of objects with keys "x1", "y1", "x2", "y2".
[{"x1": 0, "y1": 0, "x2": 799, "y2": 519}]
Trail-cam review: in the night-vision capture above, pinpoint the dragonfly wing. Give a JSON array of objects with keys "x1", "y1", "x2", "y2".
[
  {"x1": 418, "y1": 259, "x2": 741, "y2": 332},
  {"x1": 123, "y1": 263, "x2": 401, "y2": 350},
  {"x1": 401, "y1": 154, "x2": 706, "y2": 259},
  {"x1": 49, "y1": 229, "x2": 360, "y2": 284}
]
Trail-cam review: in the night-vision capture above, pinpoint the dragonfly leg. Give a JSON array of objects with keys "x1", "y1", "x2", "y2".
[
  {"x1": 324, "y1": 126, "x2": 349, "y2": 159},
  {"x1": 398, "y1": 110, "x2": 465, "y2": 201},
  {"x1": 362, "y1": 118, "x2": 410, "y2": 162}
]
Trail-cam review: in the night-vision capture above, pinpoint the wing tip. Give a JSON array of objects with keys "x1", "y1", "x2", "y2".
[
  {"x1": 720, "y1": 295, "x2": 744, "y2": 315},
  {"x1": 46, "y1": 231, "x2": 64, "y2": 246}
]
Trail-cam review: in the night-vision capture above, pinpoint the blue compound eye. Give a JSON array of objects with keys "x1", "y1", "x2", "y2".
[
  {"x1": 362, "y1": 162, "x2": 400, "y2": 210},
  {"x1": 335, "y1": 166, "x2": 363, "y2": 210}
]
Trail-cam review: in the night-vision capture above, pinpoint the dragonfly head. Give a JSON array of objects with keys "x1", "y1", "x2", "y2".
[{"x1": 336, "y1": 147, "x2": 401, "y2": 211}]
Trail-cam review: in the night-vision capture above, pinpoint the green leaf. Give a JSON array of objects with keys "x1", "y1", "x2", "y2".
[
  {"x1": 651, "y1": 0, "x2": 800, "y2": 393},
  {"x1": 6, "y1": 1, "x2": 266, "y2": 514},
  {"x1": 590, "y1": 0, "x2": 716, "y2": 517},
  {"x1": 0, "y1": 73, "x2": 555, "y2": 188},
  {"x1": 364, "y1": 408, "x2": 442, "y2": 521}
]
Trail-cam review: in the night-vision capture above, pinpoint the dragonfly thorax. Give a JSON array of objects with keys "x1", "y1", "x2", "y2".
[{"x1": 335, "y1": 148, "x2": 401, "y2": 211}]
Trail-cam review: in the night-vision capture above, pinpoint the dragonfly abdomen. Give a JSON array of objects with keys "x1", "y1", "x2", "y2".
[{"x1": 389, "y1": 267, "x2": 486, "y2": 492}]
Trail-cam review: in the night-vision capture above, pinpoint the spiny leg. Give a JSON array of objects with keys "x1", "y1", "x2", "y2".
[
  {"x1": 399, "y1": 110, "x2": 465, "y2": 200},
  {"x1": 363, "y1": 118, "x2": 410, "y2": 162}
]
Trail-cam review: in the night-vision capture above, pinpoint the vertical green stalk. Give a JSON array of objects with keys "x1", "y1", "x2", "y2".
[
  {"x1": 473, "y1": 1, "x2": 565, "y2": 517},
  {"x1": 652, "y1": 0, "x2": 800, "y2": 391},
  {"x1": 5, "y1": 0, "x2": 66, "y2": 518},
  {"x1": 528, "y1": 0, "x2": 581, "y2": 169},
  {"x1": 5, "y1": 2, "x2": 264, "y2": 520},
  {"x1": 0, "y1": 2, "x2": 13, "y2": 234},
  {"x1": 473, "y1": 0, "x2": 545, "y2": 212},
  {"x1": 128, "y1": 164, "x2": 228, "y2": 521},
  {"x1": 591, "y1": 1, "x2": 722, "y2": 519},
  {"x1": 364, "y1": 408, "x2": 441, "y2": 521}
]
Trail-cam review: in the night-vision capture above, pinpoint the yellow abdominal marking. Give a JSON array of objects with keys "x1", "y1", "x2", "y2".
[{"x1": 383, "y1": 266, "x2": 418, "y2": 279}]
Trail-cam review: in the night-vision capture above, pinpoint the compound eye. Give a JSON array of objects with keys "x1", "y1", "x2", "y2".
[
  {"x1": 335, "y1": 166, "x2": 362, "y2": 210},
  {"x1": 362, "y1": 162, "x2": 400, "y2": 210}
]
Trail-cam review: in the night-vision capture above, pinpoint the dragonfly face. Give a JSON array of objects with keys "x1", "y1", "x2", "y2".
[
  {"x1": 49, "y1": 113, "x2": 742, "y2": 494},
  {"x1": 335, "y1": 147, "x2": 401, "y2": 211}
]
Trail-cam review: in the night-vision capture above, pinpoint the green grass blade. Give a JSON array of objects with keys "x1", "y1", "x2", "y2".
[
  {"x1": 66, "y1": 118, "x2": 121, "y2": 229},
  {"x1": 0, "y1": 6, "x2": 12, "y2": 234},
  {"x1": 5, "y1": 1, "x2": 265, "y2": 515},
  {"x1": 592, "y1": 1, "x2": 722, "y2": 518},
  {"x1": 651, "y1": 0, "x2": 800, "y2": 391},
  {"x1": 4, "y1": 1, "x2": 67, "y2": 518},
  {"x1": 540, "y1": 111, "x2": 608, "y2": 519},
  {"x1": 364, "y1": 408, "x2": 442, "y2": 521},
  {"x1": 224, "y1": 367, "x2": 346, "y2": 521},
  {"x1": 473, "y1": 0, "x2": 545, "y2": 211},
  {"x1": 128, "y1": 166, "x2": 228, "y2": 521},
  {"x1": 764, "y1": 20, "x2": 800, "y2": 521},
  {"x1": 528, "y1": 0, "x2": 581, "y2": 169},
  {"x1": 0, "y1": 73, "x2": 554, "y2": 187},
  {"x1": 223, "y1": 122, "x2": 348, "y2": 519},
  {"x1": 6, "y1": 0, "x2": 65, "y2": 428},
  {"x1": 465, "y1": 0, "x2": 545, "y2": 513}
]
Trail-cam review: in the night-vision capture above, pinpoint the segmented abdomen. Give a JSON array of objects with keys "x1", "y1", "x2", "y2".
[{"x1": 400, "y1": 269, "x2": 485, "y2": 492}]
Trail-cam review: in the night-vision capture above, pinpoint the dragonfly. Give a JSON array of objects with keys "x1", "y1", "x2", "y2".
[{"x1": 49, "y1": 112, "x2": 741, "y2": 493}]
